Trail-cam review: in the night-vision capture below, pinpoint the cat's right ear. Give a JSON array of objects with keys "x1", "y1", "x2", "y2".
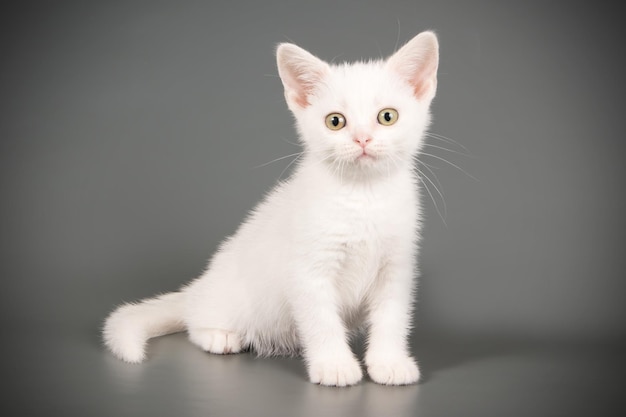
[{"x1": 276, "y1": 43, "x2": 330, "y2": 111}]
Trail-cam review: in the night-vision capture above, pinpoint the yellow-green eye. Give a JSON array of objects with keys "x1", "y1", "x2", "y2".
[
  {"x1": 325, "y1": 113, "x2": 346, "y2": 130},
  {"x1": 377, "y1": 108, "x2": 399, "y2": 126}
]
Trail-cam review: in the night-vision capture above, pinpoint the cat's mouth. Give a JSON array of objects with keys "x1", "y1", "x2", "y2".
[
  {"x1": 356, "y1": 149, "x2": 376, "y2": 162},
  {"x1": 335, "y1": 148, "x2": 380, "y2": 167}
]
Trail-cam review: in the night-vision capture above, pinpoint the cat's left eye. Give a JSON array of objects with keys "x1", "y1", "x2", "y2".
[{"x1": 377, "y1": 108, "x2": 399, "y2": 126}]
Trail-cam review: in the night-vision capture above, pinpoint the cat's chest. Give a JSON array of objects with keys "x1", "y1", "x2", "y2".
[
  {"x1": 328, "y1": 192, "x2": 387, "y2": 239},
  {"x1": 290, "y1": 180, "x2": 417, "y2": 306},
  {"x1": 302, "y1": 184, "x2": 415, "y2": 249},
  {"x1": 321, "y1": 191, "x2": 405, "y2": 309}
]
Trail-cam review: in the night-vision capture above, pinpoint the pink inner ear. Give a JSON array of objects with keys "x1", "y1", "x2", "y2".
[
  {"x1": 394, "y1": 55, "x2": 438, "y2": 101},
  {"x1": 387, "y1": 32, "x2": 439, "y2": 101},
  {"x1": 411, "y1": 62, "x2": 438, "y2": 100},
  {"x1": 293, "y1": 92, "x2": 308, "y2": 108},
  {"x1": 277, "y1": 43, "x2": 329, "y2": 110},
  {"x1": 291, "y1": 68, "x2": 326, "y2": 108}
]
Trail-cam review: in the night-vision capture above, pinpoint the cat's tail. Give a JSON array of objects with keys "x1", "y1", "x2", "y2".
[{"x1": 103, "y1": 291, "x2": 186, "y2": 363}]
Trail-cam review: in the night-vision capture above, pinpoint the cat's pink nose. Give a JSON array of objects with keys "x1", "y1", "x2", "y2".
[{"x1": 354, "y1": 137, "x2": 372, "y2": 148}]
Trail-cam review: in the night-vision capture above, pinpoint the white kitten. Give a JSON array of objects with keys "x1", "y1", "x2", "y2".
[{"x1": 103, "y1": 31, "x2": 439, "y2": 387}]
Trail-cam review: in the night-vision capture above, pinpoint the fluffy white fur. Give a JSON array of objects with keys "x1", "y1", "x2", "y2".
[{"x1": 103, "y1": 31, "x2": 439, "y2": 387}]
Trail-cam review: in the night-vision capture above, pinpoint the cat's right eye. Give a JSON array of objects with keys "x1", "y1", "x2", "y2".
[{"x1": 325, "y1": 113, "x2": 346, "y2": 130}]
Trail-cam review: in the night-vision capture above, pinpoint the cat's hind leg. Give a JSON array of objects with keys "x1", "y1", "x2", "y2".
[
  {"x1": 188, "y1": 328, "x2": 243, "y2": 354},
  {"x1": 185, "y1": 286, "x2": 246, "y2": 355},
  {"x1": 183, "y1": 252, "x2": 248, "y2": 355}
]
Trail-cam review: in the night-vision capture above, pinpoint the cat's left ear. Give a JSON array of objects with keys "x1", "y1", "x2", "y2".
[
  {"x1": 386, "y1": 31, "x2": 439, "y2": 103},
  {"x1": 276, "y1": 43, "x2": 330, "y2": 111}
]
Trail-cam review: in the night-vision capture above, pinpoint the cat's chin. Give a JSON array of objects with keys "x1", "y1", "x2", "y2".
[
  {"x1": 356, "y1": 156, "x2": 378, "y2": 170},
  {"x1": 355, "y1": 153, "x2": 383, "y2": 168},
  {"x1": 344, "y1": 154, "x2": 398, "y2": 179}
]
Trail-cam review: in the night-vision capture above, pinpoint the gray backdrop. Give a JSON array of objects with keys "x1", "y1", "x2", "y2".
[{"x1": 2, "y1": 1, "x2": 624, "y2": 416}]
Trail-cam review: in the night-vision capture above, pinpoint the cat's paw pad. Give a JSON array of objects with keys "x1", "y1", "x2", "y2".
[
  {"x1": 366, "y1": 356, "x2": 420, "y2": 385},
  {"x1": 308, "y1": 357, "x2": 363, "y2": 387},
  {"x1": 189, "y1": 328, "x2": 242, "y2": 354}
]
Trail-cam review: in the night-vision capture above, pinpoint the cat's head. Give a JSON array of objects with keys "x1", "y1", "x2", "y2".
[{"x1": 276, "y1": 31, "x2": 439, "y2": 181}]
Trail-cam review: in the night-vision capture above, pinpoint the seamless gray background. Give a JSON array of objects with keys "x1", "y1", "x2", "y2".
[{"x1": 2, "y1": 1, "x2": 625, "y2": 416}]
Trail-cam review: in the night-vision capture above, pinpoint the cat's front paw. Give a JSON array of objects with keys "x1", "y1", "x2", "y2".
[
  {"x1": 366, "y1": 355, "x2": 420, "y2": 385},
  {"x1": 308, "y1": 356, "x2": 363, "y2": 387}
]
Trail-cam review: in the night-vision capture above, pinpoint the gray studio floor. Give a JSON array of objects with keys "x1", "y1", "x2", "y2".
[{"x1": 5, "y1": 323, "x2": 623, "y2": 416}]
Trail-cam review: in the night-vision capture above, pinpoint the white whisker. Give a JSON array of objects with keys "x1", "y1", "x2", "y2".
[
  {"x1": 418, "y1": 152, "x2": 478, "y2": 182},
  {"x1": 311, "y1": 152, "x2": 336, "y2": 168},
  {"x1": 339, "y1": 158, "x2": 346, "y2": 186},
  {"x1": 422, "y1": 142, "x2": 473, "y2": 157},
  {"x1": 417, "y1": 170, "x2": 447, "y2": 227},
  {"x1": 394, "y1": 18, "x2": 402, "y2": 53},
  {"x1": 425, "y1": 132, "x2": 471, "y2": 155},
  {"x1": 278, "y1": 153, "x2": 303, "y2": 181},
  {"x1": 418, "y1": 160, "x2": 439, "y2": 170},
  {"x1": 280, "y1": 137, "x2": 301, "y2": 147},
  {"x1": 251, "y1": 152, "x2": 304, "y2": 169},
  {"x1": 330, "y1": 158, "x2": 341, "y2": 182},
  {"x1": 417, "y1": 160, "x2": 445, "y2": 198},
  {"x1": 417, "y1": 166, "x2": 447, "y2": 220},
  {"x1": 387, "y1": 152, "x2": 402, "y2": 171}
]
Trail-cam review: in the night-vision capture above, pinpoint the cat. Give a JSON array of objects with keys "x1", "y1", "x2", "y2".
[{"x1": 103, "y1": 31, "x2": 439, "y2": 387}]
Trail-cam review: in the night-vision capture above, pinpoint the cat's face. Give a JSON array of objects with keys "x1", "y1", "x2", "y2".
[{"x1": 277, "y1": 32, "x2": 439, "y2": 181}]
